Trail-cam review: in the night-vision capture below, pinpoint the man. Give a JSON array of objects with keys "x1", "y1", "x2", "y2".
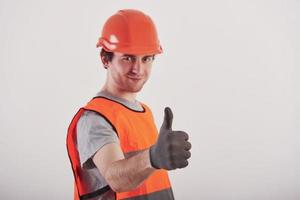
[{"x1": 67, "y1": 9, "x2": 192, "y2": 200}]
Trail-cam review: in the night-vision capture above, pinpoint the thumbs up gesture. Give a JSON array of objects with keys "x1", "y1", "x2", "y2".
[{"x1": 149, "y1": 107, "x2": 192, "y2": 170}]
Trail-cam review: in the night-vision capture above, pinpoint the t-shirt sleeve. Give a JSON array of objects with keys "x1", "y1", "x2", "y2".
[{"x1": 76, "y1": 110, "x2": 120, "y2": 168}]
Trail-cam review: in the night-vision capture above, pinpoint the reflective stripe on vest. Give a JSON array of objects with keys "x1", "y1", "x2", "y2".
[{"x1": 66, "y1": 97, "x2": 173, "y2": 200}]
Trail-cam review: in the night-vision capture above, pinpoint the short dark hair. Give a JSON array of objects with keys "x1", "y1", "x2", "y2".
[{"x1": 100, "y1": 48, "x2": 114, "y2": 62}]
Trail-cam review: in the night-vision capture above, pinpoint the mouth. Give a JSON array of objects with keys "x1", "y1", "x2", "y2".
[{"x1": 126, "y1": 75, "x2": 143, "y2": 81}]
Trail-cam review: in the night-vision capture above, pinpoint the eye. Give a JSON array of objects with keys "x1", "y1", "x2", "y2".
[
  {"x1": 122, "y1": 56, "x2": 135, "y2": 63},
  {"x1": 142, "y1": 56, "x2": 154, "y2": 63}
]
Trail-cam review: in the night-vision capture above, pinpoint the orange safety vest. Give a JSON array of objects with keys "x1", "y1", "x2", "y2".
[{"x1": 67, "y1": 97, "x2": 173, "y2": 200}]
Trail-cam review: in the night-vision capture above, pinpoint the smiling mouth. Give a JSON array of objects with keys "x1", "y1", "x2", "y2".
[{"x1": 127, "y1": 75, "x2": 143, "y2": 80}]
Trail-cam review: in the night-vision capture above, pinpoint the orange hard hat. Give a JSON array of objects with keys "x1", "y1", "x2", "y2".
[{"x1": 96, "y1": 9, "x2": 163, "y2": 55}]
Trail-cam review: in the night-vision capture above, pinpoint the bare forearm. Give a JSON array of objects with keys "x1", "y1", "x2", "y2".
[{"x1": 105, "y1": 149, "x2": 155, "y2": 192}]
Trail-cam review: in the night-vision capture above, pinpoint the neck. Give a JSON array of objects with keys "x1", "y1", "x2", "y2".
[{"x1": 101, "y1": 84, "x2": 137, "y2": 103}]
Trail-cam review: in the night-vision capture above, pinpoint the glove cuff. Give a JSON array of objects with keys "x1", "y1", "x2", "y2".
[{"x1": 149, "y1": 146, "x2": 160, "y2": 169}]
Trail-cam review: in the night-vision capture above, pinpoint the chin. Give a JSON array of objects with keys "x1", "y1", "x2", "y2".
[
  {"x1": 129, "y1": 87, "x2": 143, "y2": 93},
  {"x1": 127, "y1": 84, "x2": 144, "y2": 93}
]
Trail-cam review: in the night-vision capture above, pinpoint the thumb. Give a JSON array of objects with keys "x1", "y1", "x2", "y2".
[{"x1": 161, "y1": 107, "x2": 173, "y2": 131}]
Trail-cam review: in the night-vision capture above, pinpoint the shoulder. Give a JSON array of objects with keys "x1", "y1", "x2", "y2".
[{"x1": 77, "y1": 109, "x2": 114, "y2": 130}]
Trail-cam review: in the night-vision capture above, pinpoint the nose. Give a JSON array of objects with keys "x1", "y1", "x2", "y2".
[{"x1": 131, "y1": 58, "x2": 142, "y2": 74}]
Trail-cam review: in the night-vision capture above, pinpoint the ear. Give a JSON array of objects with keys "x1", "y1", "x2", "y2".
[{"x1": 100, "y1": 53, "x2": 109, "y2": 69}]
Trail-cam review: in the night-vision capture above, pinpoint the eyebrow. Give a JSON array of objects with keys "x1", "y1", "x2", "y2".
[
  {"x1": 123, "y1": 54, "x2": 135, "y2": 57},
  {"x1": 122, "y1": 54, "x2": 155, "y2": 58}
]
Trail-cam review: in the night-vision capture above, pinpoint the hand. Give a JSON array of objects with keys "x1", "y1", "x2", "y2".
[{"x1": 149, "y1": 107, "x2": 192, "y2": 170}]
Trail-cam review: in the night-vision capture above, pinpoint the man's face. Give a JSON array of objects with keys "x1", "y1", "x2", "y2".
[{"x1": 106, "y1": 52, "x2": 155, "y2": 93}]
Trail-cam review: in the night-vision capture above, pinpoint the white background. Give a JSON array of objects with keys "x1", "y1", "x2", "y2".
[{"x1": 0, "y1": 0, "x2": 299, "y2": 199}]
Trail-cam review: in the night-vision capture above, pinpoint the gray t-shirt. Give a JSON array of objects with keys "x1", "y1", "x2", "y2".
[{"x1": 76, "y1": 91, "x2": 143, "y2": 199}]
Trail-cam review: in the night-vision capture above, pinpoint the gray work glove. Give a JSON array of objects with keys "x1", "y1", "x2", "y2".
[{"x1": 149, "y1": 107, "x2": 192, "y2": 170}]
